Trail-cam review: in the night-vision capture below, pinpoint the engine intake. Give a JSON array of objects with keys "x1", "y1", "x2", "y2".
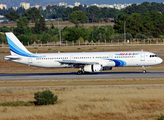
[{"x1": 84, "y1": 64, "x2": 103, "y2": 72}]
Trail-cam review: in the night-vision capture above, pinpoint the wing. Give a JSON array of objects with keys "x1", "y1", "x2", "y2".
[{"x1": 57, "y1": 60, "x2": 99, "y2": 66}]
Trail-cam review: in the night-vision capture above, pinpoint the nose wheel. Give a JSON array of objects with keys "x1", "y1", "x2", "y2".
[
  {"x1": 142, "y1": 66, "x2": 146, "y2": 74},
  {"x1": 143, "y1": 70, "x2": 146, "y2": 74}
]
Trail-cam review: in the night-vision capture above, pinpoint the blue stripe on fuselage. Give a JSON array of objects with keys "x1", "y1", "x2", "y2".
[{"x1": 108, "y1": 59, "x2": 126, "y2": 67}]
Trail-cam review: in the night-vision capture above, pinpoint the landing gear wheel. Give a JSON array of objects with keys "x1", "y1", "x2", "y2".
[
  {"x1": 77, "y1": 70, "x2": 83, "y2": 75},
  {"x1": 142, "y1": 66, "x2": 146, "y2": 74},
  {"x1": 143, "y1": 70, "x2": 146, "y2": 74}
]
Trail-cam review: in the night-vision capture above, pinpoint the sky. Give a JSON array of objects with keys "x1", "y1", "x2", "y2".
[{"x1": 42, "y1": 0, "x2": 164, "y2": 5}]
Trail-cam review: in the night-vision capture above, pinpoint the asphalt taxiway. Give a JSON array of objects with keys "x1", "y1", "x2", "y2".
[{"x1": 0, "y1": 71, "x2": 164, "y2": 80}]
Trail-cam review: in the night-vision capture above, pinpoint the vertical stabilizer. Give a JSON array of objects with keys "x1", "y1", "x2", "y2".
[{"x1": 5, "y1": 32, "x2": 32, "y2": 56}]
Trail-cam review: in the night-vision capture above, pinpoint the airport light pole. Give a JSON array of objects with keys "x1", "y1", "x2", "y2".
[
  {"x1": 58, "y1": 18, "x2": 61, "y2": 47},
  {"x1": 124, "y1": 21, "x2": 126, "y2": 45}
]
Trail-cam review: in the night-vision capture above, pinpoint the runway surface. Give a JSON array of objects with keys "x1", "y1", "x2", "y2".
[{"x1": 0, "y1": 71, "x2": 164, "y2": 80}]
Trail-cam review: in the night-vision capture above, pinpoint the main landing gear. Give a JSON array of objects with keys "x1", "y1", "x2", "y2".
[
  {"x1": 77, "y1": 68, "x2": 84, "y2": 75},
  {"x1": 142, "y1": 66, "x2": 146, "y2": 74},
  {"x1": 77, "y1": 70, "x2": 83, "y2": 75}
]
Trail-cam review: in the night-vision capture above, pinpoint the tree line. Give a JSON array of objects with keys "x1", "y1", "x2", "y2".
[
  {"x1": 1, "y1": 1, "x2": 164, "y2": 44},
  {"x1": 1, "y1": 1, "x2": 164, "y2": 22},
  {"x1": 114, "y1": 11, "x2": 164, "y2": 38}
]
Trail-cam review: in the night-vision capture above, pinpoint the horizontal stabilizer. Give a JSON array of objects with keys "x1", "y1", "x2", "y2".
[{"x1": 4, "y1": 55, "x2": 20, "y2": 60}]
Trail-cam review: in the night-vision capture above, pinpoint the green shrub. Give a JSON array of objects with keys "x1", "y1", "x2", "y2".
[
  {"x1": 76, "y1": 37, "x2": 84, "y2": 43},
  {"x1": 135, "y1": 33, "x2": 147, "y2": 41},
  {"x1": 158, "y1": 114, "x2": 164, "y2": 120},
  {"x1": 2, "y1": 108, "x2": 7, "y2": 112},
  {"x1": 34, "y1": 90, "x2": 58, "y2": 105}
]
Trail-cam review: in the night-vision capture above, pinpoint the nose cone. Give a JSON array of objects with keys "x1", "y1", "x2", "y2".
[{"x1": 158, "y1": 57, "x2": 163, "y2": 64}]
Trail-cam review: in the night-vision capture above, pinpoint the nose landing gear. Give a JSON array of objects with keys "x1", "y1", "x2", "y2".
[{"x1": 142, "y1": 66, "x2": 146, "y2": 74}]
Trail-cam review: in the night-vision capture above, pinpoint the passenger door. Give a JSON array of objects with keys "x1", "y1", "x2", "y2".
[{"x1": 140, "y1": 53, "x2": 145, "y2": 61}]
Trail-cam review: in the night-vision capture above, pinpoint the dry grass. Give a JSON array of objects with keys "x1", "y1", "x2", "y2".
[
  {"x1": 0, "y1": 78, "x2": 164, "y2": 87},
  {"x1": 1, "y1": 22, "x2": 114, "y2": 28},
  {"x1": 0, "y1": 86, "x2": 164, "y2": 120}
]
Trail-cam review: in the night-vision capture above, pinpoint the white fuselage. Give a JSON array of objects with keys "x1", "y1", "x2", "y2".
[{"x1": 7, "y1": 51, "x2": 163, "y2": 68}]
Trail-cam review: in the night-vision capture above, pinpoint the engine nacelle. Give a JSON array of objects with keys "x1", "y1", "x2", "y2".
[{"x1": 84, "y1": 64, "x2": 103, "y2": 72}]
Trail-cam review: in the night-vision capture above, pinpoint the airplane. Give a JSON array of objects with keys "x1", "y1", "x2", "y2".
[{"x1": 4, "y1": 32, "x2": 163, "y2": 74}]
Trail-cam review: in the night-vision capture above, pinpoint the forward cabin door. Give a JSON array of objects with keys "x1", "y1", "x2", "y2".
[{"x1": 140, "y1": 53, "x2": 145, "y2": 61}]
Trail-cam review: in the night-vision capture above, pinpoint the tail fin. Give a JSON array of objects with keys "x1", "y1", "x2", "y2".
[{"x1": 5, "y1": 32, "x2": 32, "y2": 56}]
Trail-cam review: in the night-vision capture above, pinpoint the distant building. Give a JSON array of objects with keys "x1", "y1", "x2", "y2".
[
  {"x1": 20, "y1": 2, "x2": 30, "y2": 10},
  {"x1": 0, "y1": 15, "x2": 8, "y2": 22},
  {"x1": 0, "y1": 4, "x2": 7, "y2": 9},
  {"x1": 42, "y1": 6, "x2": 46, "y2": 10},
  {"x1": 34, "y1": 4, "x2": 41, "y2": 9},
  {"x1": 67, "y1": 5, "x2": 74, "y2": 8},
  {"x1": 89, "y1": 3, "x2": 131, "y2": 9},
  {"x1": 59, "y1": 2, "x2": 67, "y2": 7},
  {"x1": 99, "y1": 4, "x2": 105, "y2": 8},
  {"x1": 114, "y1": 4, "x2": 123, "y2": 10},
  {"x1": 108, "y1": 5, "x2": 114, "y2": 8},
  {"x1": 74, "y1": 2, "x2": 80, "y2": 6},
  {"x1": 91, "y1": 3, "x2": 99, "y2": 7},
  {"x1": 0, "y1": 15, "x2": 4, "y2": 18},
  {"x1": 99, "y1": 4, "x2": 111, "y2": 8},
  {"x1": 11, "y1": 7, "x2": 18, "y2": 10}
]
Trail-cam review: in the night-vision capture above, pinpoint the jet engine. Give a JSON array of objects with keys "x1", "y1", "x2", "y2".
[{"x1": 83, "y1": 64, "x2": 103, "y2": 72}]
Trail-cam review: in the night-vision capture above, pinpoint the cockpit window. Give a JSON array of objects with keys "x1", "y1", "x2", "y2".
[{"x1": 150, "y1": 55, "x2": 157, "y2": 57}]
